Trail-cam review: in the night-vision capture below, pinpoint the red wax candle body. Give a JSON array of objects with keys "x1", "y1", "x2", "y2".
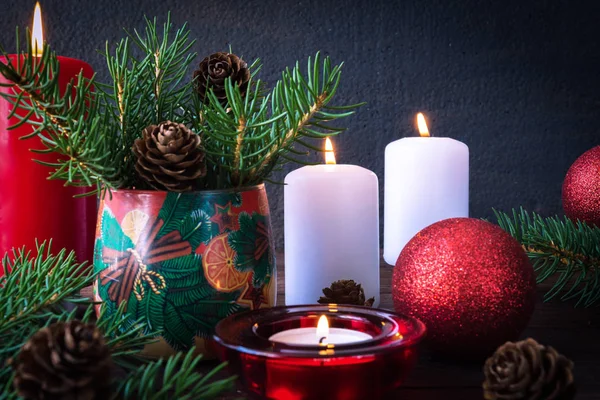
[{"x1": 0, "y1": 55, "x2": 96, "y2": 271}]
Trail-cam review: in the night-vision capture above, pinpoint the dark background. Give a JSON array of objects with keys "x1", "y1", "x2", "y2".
[{"x1": 1, "y1": 0, "x2": 598, "y2": 248}]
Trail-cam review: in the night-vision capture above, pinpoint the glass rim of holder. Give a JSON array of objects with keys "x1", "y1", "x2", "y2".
[
  {"x1": 214, "y1": 304, "x2": 426, "y2": 357},
  {"x1": 213, "y1": 305, "x2": 426, "y2": 399}
]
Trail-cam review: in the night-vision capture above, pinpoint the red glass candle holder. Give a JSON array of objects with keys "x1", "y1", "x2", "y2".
[{"x1": 213, "y1": 304, "x2": 426, "y2": 400}]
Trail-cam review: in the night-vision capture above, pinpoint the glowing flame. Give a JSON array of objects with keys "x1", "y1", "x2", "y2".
[
  {"x1": 31, "y1": 2, "x2": 44, "y2": 57},
  {"x1": 416, "y1": 113, "x2": 430, "y2": 137},
  {"x1": 324, "y1": 137, "x2": 336, "y2": 165},
  {"x1": 316, "y1": 315, "x2": 329, "y2": 341}
]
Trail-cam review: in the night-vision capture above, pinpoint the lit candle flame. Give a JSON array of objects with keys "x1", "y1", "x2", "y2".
[
  {"x1": 416, "y1": 113, "x2": 430, "y2": 137},
  {"x1": 324, "y1": 137, "x2": 336, "y2": 165},
  {"x1": 316, "y1": 315, "x2": 329, "y2": 342},
  {"x1": 31, "y1": 2, "x2": 44, "y2": 57}
]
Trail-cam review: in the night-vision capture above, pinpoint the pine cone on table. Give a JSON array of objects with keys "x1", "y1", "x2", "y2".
[
  {"x1": 483, "y1": 338, "x2": 575, "y2": 400},
  {"x1": 193, "y1": 52, "x2": 250, "y2": 105},
  {"x1": 12, "y1": 321, "x2": 113, "y2": 400},
  {"x1": 133, "y1": 121, "x2": 206, "y2": 192},
  {"x1": 318, "y1": 279, "x2": 375, "y2": 307}
]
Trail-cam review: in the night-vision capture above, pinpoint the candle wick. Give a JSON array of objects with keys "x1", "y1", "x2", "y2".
[{"x1": 319, "y1": 336, "x2": 327, "y2": 344}]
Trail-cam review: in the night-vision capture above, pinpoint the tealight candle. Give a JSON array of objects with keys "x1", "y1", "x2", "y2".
[
  {"x1": 214, "y1": 305, "x2": 427, "y2": 399},
  {"x1": 269, "y1": 315, "x2": 373, "y2": 345}
]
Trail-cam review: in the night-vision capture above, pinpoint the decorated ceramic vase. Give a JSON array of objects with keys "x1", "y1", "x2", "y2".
[{"x1": 93, "y1": 184, "x2": 276, "y2": 356}]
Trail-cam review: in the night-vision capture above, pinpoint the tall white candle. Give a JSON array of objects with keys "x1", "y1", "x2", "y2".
[
  {"x1": 383, "y1": 113, "x2": 469, "y2": 265},
  {"x1": 285, "y1": 139, "x2": 380, "y2": 306}
]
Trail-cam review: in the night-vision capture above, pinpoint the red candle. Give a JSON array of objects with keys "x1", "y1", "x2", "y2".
[{"x1": 0, "y1": 4, "x2": 96, "y2": 271}]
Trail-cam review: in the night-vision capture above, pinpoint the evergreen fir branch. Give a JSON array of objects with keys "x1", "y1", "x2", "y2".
[
  {"x1": 0, "y1": 242, "x2": 92, "y2": 399},
  {"x1": 117, "y1": 349, "x2": 235, "y2": 400},
  {"x1": 126, "y1": 15, "x2": 196, "y2": 123},
  {"x1": 494, "y1": 208, "x2": 600, "y2": 307},
  {"x1": 0, "y1": 243, "x2": 234, "y2": 399},
  {"x1": 247, "y1": 52, "x2": 363, "y2": 182},
  {"x1": 199, "y1": 52, "x2": 364, "y2": 188},
  {"x1": 99, "y1": 36, "x2": 155, "y2": 189},
  {"x1": 95, "y1": 302, "x2": 157, "y2": 367},
  {"x1": 98, "y1": 15, "x2": 197, "y2": 189},
  {"x1": 0, "y1": 20, "x2": 362, "y2": 190},
  {"x1": 0, "y1": 18, "x2": 199, "y2": 193},
  {"x1": 0, "y1": 242, "x2": 92, "y2": 336}
]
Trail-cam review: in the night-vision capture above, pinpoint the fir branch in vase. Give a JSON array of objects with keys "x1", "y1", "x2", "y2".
[
  {"x1": 0, "y1": 15, "x2": 364, "y2": 194},
  {"x1": 196, "y1": 52, "x2": 364, "y2": 188}
]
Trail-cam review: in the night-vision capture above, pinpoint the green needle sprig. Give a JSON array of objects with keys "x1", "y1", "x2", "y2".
[{"x1": 494, "y1": 208, "x2": 600, "y2": 307}]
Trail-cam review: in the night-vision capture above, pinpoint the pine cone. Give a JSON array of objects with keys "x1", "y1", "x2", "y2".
[
  {"x1": 133, "y1": 121, "x2": 206, "y2": 192},
  {"x1": 12, "y1": 321, "x2": 113, "y2": 400},
  {"x1": 193, "y1": 52, "x2": 250, "y2": 104},
  {"x1": 483, "y1": 338, "x2": 575, "y2": 400},
  {"x1": 317, "y1": 279, "x2": 375, "y2": 307}
]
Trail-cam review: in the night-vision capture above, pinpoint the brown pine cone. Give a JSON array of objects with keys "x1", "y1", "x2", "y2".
[
  {"x1": 317, "y1": 279, "x2": 375, "y2": 307},
  {"x1": 483, "y1": 338, "x2": 575, "y2": 400},
  {"x1": 12, "y1": 321, "x2": 113, "y2": 400},
  {"x1": 193, "y1": 52, "x2": 250, "y2": 105},
  {"x1": 133, "y1": 121, "x2": 206, "y2": 192}
]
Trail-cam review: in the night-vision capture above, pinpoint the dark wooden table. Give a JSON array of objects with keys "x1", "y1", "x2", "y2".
[
  {"x1": 207, "y1": 253, "x2": 600, "y2": 399},
  {"x1": 89, "y1": 252, "x2": 599, "y2": 399}
]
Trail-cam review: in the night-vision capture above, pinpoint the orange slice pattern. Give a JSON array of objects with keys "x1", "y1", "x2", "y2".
[
  {"x1": 121, "y1": 209, "x2": 149, "y2": 245},
  {"x1": 202, "y1": 234, "x2": 249, "y2": 292}
]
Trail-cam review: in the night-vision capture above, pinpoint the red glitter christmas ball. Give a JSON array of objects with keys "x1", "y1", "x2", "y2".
[
  {"x1": 392, "y1": 218, "x2": 536, "y2": 359},
  {"x1": 562, "y1": 146, "x2": 600, "y2": 226}
]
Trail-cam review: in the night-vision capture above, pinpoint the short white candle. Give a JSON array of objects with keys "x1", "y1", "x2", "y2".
[
  {"x1": 284, "y1": 139, "x2": 380, "y2": 306},
  {"x1": 269, "y1": 315, "x2": 373, "y2": 345},
  {"x1": 383, "y1": 113, "x2": 469, "y2": 265}
]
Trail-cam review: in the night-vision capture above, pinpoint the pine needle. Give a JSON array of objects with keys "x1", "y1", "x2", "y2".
[
  {"x1": 0, "y1": 20, "x2": 361, "y2": 192},
  {"x1": 0, "y1": 243, "x2": 234, "y2": 399},
  {"x1": 117, "y1": 350, "x2": 235, "y2": 400},
  {"x1": 494, "y1": 208, "x2": 600, "y2": 307},
  {"x1": 197, "y1": 52, "x2": 363, "y2": 188}
]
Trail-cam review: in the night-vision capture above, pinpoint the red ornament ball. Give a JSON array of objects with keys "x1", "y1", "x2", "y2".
[
  {"x1": 392, "y1": 218, "x2": 536, "y2": 359},
  {"x1": 562, "y1": 145, "x2": 600, "y2": 226}
]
